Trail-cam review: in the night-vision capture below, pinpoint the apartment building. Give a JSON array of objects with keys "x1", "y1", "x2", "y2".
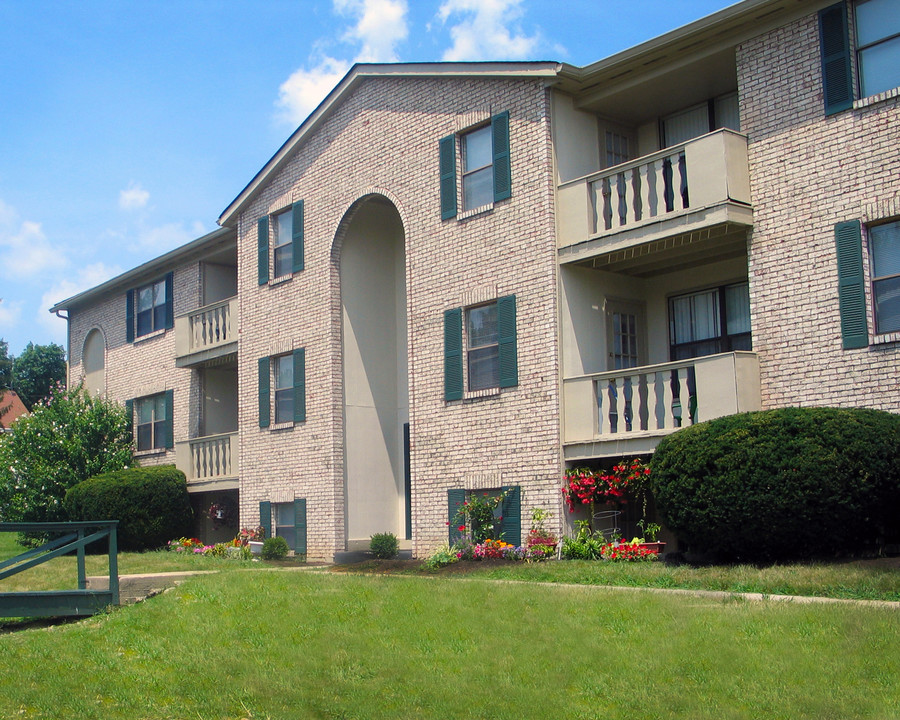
[{"x1": 52, "y1": 0, "x2": 900, "y2": 560}]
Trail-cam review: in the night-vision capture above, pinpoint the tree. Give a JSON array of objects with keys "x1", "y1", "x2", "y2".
[
  {"x1": 12, "y1": 342, "x2": 67, "y2": 409},
  {"x1": 0, "y1": 339, "x2": 11, "y2": 390},
  {"x1": 0, "y1": 384, "x2": 133, "y2": 527}
]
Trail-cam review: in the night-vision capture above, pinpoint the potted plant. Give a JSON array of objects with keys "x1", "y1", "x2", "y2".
[
  {"x1": 635, "y1": 520, "x2": 666, "y2": 554},
  {"x1": 237, "y1": 526, "x2": 265, "y2": 554}
]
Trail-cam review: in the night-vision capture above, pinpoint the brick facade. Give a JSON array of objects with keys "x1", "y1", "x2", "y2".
[
  {"x1": 236, "y1": 76, "x2": 561, "y2": 560},
  {"x1": 739, "y1": 10, "x2": 900, "y2": 412}
]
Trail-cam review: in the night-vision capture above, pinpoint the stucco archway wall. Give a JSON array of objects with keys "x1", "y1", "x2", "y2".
[
  {"x1": 335, "y1": 193, "x2": 408, "y2": 546},
  {"x1": 82, "y1": 327, "x2": 106, "y2": 395}
]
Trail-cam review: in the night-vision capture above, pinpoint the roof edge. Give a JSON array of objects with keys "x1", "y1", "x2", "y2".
[{"x1": 218, "y1": 61, "x2": 562, "y2": 226}]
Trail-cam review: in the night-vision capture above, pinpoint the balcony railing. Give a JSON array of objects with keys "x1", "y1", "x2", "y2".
[
  {"x1": 563, "y1": 352, "x2": 760, "y2": 456},
  {"x1": 557, "y1": 129, "x2": 751, "y2": 251},
  {"x1": 175, "y1": 297, "x2": 237, "y2": 364},
  {"x1": 175, "y1": 432, "x2": 238, "y2": 486}
]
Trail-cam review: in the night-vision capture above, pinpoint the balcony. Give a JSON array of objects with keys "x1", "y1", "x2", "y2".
[
  {"x1": 562, "y1": 352, "x2": 760, "y2": 460},
  {"x1": 175, "y1": 297, "x2": 237, "y2": 368},
  {"x1": 175, "y1": 432, "x2": 239, "y2": 491},
  {"x1": 557, "y1": 129, "x2": 752, "y2": 264}
]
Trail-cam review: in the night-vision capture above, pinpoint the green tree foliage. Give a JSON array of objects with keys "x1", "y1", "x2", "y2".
[
  {"x1": 65, "y1": 465, "x2": 192, "y2": 551},
  {"x1": 11, "y1": 342, "x2": 67, "y2": 409},
  {"x1": 650, "y1": 407, "x2": 900, "y2": 561},
  {"x1": 0, "y1": 339, "x2": 12, "y2": 389},
  {"x1": 0, "y1": 385, "x2": 133, "y2": 525}
]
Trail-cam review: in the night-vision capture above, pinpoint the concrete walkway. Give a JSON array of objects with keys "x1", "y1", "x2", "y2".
[{"x1": 86, "y1": 571, "x2": 218, "y2": 604}]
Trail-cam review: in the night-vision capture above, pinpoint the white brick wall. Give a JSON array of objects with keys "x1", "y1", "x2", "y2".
[
  {"x1": 236, "y1": 76, "x2": 562, "y2": 559},
  {"x1": 739, "y1": 12, "x2": 900, "y2": 412}
]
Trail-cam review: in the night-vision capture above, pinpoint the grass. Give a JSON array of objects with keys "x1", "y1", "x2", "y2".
[
  {"x1": 0, "y1": 569, "x2": 899, "y2": 719},
  {"x1": 401, "y1": 557, "x2": 900, "y2": 602}
]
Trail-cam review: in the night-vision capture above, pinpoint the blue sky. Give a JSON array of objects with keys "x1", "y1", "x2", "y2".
[{"x1": 0, "y1": 0, "x2": 731, "y2": 356}]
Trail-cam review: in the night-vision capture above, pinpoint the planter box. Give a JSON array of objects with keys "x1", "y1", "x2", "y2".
[
  {"x1": 635, "y1": 542, "x2": 666, "y2": 555},
  {"x1": 248, "y1": 541, "x2": 263, "y2": 556}
]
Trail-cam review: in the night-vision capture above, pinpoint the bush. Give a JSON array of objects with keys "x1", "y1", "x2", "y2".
[
  {"x1": 0, "y1": 385, "x2": 132, "y2": 526},
  {"x1": 261, "y1": 536, "x2": 289, "y2": 560},
  {"x1": 64, "y1": 465, "x2": 193, "y2": 551},
  {"x1": 369, "y1": 532, "x2": 399, "y2": 559},
  {"x1": 650, "y1": 407, "x2": 900, "y2": 561}
]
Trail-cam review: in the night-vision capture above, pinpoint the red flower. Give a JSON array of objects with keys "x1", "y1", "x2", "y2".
[{"x1": 457, "y1": 525, "x2": 466, "y2": 532}]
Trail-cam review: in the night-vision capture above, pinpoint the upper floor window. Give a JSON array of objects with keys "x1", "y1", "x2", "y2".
[
  {"x1": 444, "y1": 295, "x2": 517, "y2": 400},
  {"x1": 258, "y1": 349, "x2": 306, "y2": 427},
  {"x1": 856, "y1": 0, "x2": 900, "y2": 98},
  {"x1": 274, "y1": 353, "x2": 294, "y2": 424},
  {"x1": 820, "y1": 0, "x2": 900, "y2": 114},
  {"x1": 662, "y1": 93, "x2": 739, "y2": 148},
  {"x1": 870, "y1": 219, "x2": 900, "y2": 334},
  {"x1": 462, "y1": 125, "x2": 494, "y2": 211},
  {"x1": 669, "y1": 282, "x2": 751, "y2": 361},
  {"x1": 129, "y1": 390, "x2": 173, "y2": 452},
  {"x1": 258, "y1": 201, "x2": 304, "y2": 285},
  {"x1": 126, "y1": 272, "x2": 173, "y2": 342},
  {"x1": 439, "y1": 111, "x2": 511, "y2": 220}
]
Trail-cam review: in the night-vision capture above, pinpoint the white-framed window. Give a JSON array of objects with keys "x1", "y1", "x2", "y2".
[
  {"x1": 273, "y1": 208, "x2": 293, "y2": 279},
  {"x1": 438, "y1": 111, "x2": 510, "y2": 221},
  {"x1": 136, "y1": 279, "x2": 167, "y2": 337},
  {"x1": 274, "y1": 503, "x2": 296, "y2": 549},
  {"x1": 136, "y1": 393, "x2": 167, "y2": 451},
  {"x1": 856, "y1": 0, "x2": 900, "y2": 98},
  {"x1": 870, "y1": 219, "x2": 900, "y2": 334},
  {"x1": 273, "y1": 354, "x2": 294, "y2": 425},
  {"x1": 466, "y1": 302, "x2": 499, "y2": 391},
  {"x1": 461, "y1": 124, "x2": 494, "y2": 211},
  {"x1": 669, "y1": 282, "x2": 751, "y2": 361}
]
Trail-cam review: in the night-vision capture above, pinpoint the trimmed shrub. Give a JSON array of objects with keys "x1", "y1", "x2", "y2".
[
  {"x1": 370, "y1": 532, "x2": 399, "y2": 559},
  {"x1": 64, "y1": 465, "x2": 193, "y2": 551},
  {"x1": 261, "y1": 536, "x2": 289, "y2": 560},
  {"x1": 650, "y1": 407, "x2": 900, "y2": 561}
]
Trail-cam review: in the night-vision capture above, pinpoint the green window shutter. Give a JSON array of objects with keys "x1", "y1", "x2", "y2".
[
  {"x1": 439, "y1": 135, "x2": 457, "y2": 220},
  {"x1": 293, "y1": 347, "x2": 306, "y2": 423},
  {"x1": 259, "y1": 501, "x2": 272, "y2": 539},
  {"x1": 497, "y1": 295, "x2": 518, "y2": 388},
  {"x1": 499, "y1": 486, "x2": 521, "y2": 546},
  {"x1": 835, "y1": 220, "x2": 869, "y2": 349},
  {"x1": 491, "y1": 111, "x2": 511, "y2": 202},
  {"x1": 257, "y1": 216, "x2": 269, "y2": 285},
  {"x1": 124, "y1": 399, "x2": 134, "y2": 441},
  {"x1": 292, "y1": 200, "x2": 305, "y2": 273},
  {"x1": 163, "y1": 389, "x2": 174, "y2": 449},
  {"x1": 126, "y1": 290, "x2": 135, "y2": 343},
  {"x1": 819, "y1": 2, "x2": 853, "y2": 116},
  {"x1": 258, "y1": 356, "x2": 270, "y2": 428},
  {"x1": 444, "y1": 308, "x2": 463, "y2": 401},
  {"x1": 293, "y1": 498, "x2": 307, "y2": 554},
  {"x1": 163, "y1": 272, "x2": 174, "y2": 330},
  {"x1": 448, "y1": 488, "x2": 466, "y2": 544}
]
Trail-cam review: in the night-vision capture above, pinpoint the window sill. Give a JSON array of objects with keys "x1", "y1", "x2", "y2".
[
  {"x1": 134, "y1": 447, "x2": 168, "y2": 458},
  {"x1": 463, "y1": 386, "x2": 501, "y2": 400},
  {"x1": 872, "y1": 331, "x2": 900, "y2": 346},
  {"x1": 457, "y1": 203, "x2": 494, "y2": 221},
  {"x1": 268, "y1": 421, "x2": 295, "y2": 432},
  {"x1": 133, "y1": 328, "x2": 166, "y2": 344},
  {"x1": 854, "y1": 86, "x2": 900, "y2": 111},
  {"x1": 268, "y1": 274, "x2": 293, "y2": 287}
]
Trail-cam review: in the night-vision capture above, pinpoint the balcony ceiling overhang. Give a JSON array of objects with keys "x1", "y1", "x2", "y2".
[
  {"x1": 561, "y1": 219, "x2": 750, "y2": 278},
  {"x1": 554, "y1": 0, "x2": 828, "y2": 123}
]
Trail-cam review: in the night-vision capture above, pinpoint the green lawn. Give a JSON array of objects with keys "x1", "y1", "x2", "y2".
[{"x1": 1, "y1": 569, "x2": 899, "y2": 719}]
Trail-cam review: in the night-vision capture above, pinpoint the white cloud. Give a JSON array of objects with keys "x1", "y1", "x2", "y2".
[
  {"x1": 119, "y1": 182, "x2": 150, "y2": 211},
  {"x1": 0, "y1": 200, "x2": 68, "y2": 279},
  {"x1": 37, "y1": 263, "x2": 122, "y2": 344},
  {"x1": 132, "y1": 222, "x2": 197, "y2": 254},
  {"x1": 276, "y1": 0, "x2": 409, "y2": 127},
  {"x1": 0, "y1": 298, "x2": 22, "y2": 330},
  {"x1": 336, "y1": 0, "x2": 408, "y2": 62},
  {"x1": 277, "y1": 56, "x2": 352, "y2": 127},
  {"x1": 438, "y1": 0, "x2": 539, "y2": 61}
]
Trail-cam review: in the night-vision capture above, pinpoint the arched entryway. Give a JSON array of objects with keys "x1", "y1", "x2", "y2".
[
  {"x1": 338, "y1": 196, "x2": 408, "y2": 547},
  {"x1": 82, "y1": 328, "x2": 106, "y2": 395}
]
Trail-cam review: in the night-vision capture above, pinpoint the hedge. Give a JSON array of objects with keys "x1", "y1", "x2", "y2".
[
  {"x1": 650, "y1": 407, "x2": 900, "y2": 561},
  {"x1": 64, "y1": 465, "x2": 193, "y2": 551}
]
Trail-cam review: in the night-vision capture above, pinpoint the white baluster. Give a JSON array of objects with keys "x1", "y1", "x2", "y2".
[
  {"x1": 623, "y1": 168, "x2": 636, "y2": 226},
  {"x1": 639, "y1": 162, "x2": 651, "y2": 222}
]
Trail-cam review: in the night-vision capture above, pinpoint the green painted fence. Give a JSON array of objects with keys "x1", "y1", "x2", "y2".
[{"x1": 0, "y1": 521, "x2": 119, "y2": 617}]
